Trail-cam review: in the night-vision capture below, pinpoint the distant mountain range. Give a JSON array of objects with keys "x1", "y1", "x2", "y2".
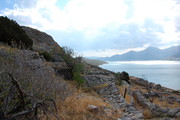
[{"x1": 91, "y1": 45, "x2": 180, "y2": 61}]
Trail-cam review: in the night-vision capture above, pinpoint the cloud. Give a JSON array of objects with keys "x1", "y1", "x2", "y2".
[
  {"x1": 80, "y1": 44, "x2": 150, "y2": 57},
  {"x1": 0, "y1": 0, "x2": 180, "y2": 57}
]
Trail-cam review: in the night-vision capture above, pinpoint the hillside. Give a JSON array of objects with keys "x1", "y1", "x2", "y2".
[
  {"x1": 0, "y1": 17, "x2": 180, "y2": 120},
  {"x1": 83, "y1": 58, "x2": 107, "y2": 66},
  {"x1": 97, "y1": 46, "x2": 180, "y2": 61}
]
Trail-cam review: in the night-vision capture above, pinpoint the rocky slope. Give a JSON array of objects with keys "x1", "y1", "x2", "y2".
[
  {"x1": 22, "y1": 26, "x2": 60, "y2": 53},
  {"x1": 22, "y1": 26, "x2": 71, "y2": 79},
  {"x1": 83, "y1": 63, "x2": 180, "y2": 120},
  {"x1": 0, "y1": 24, "x2": 179, "y2": 120}
]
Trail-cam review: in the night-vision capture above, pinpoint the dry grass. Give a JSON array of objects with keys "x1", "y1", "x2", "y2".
[
  {"x1": 153, "y1": 98, "x2": 180, "y2": 108},
  {"x1": 57, "y1": 92, "x2": 108, "y2": 120},
  {"x1": 143, "y1": 108, "x2": 153, "y2": 119},
  {"x1": 0, "y1": 44, "x2": 19, "y2": 53},
  {"x1": 45, "y1": 89, "x2": 122, "y2": 120},
  {"x1": 93, "y1": 83, "x2": 109, "y2": 91},
  {"x1": 118, "y1": 86, "x2": 132, "y2": 104}
]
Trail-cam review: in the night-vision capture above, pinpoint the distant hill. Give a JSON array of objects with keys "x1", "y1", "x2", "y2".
[
  {"x1": 96, "y1": 46, "x2": 180, "y2": 61},
  {"x1": 83, "y1": 58, "x2": 107, "y2": 66}
]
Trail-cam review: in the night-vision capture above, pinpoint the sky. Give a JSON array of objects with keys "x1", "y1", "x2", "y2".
[{"x1": 0, "y1": 0, "x2": 180, "y2": 57}]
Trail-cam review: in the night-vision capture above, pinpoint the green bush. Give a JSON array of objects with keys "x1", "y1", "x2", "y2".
[
  {"x1": 0, "y1": 16, "x2": 33, "y2": 49},
  {"x1": 115, "y1": 71, "x2": 130, "y2": 85},
  {"x1": 115, "y1": 72, "x2": 123, "y2": 85},
  {"x1": 60, "y1": 46, "x2": 85, "y2": 86},
  {"x1": 73, "y1": 63, "x2": 85, "y2": 86},
  {"x1": 39, "y1": 51, "x2": 52, "y2": 61}
]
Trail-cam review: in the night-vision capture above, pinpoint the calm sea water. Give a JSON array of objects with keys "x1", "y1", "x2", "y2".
[{"x1": 100, "y1": 61, "x2": 180, "y2": 90}]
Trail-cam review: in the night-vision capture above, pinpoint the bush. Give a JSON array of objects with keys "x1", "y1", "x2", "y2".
[
  {"x1": 73, "y1": 63, "x2": 85, "y2": 86},
  {"x1": 0, "y1": 16, "x2": 33, "y2": 49},
  {"x1": 115, "y1": 71, "x2": 130, "y2": 85},
  {"x1": 115, "y1": 72, "x2": 123, "y2": 85},
  {"x1": 60, "y1": 46, "x2": 85, "y2": 86},
  {"x1": 39, "y1": 51, "x2": 52, "y2": 61}
]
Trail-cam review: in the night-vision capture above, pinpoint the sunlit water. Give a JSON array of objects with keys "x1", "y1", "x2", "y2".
[{"x1": 100, "y1": 61, "x2": 180, "y2": 90}]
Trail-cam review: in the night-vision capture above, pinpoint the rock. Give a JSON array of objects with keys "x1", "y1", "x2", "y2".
[
  {"x1": 143, "y1": 93, "x2": 150, "y2": 99},
  {"x1": 22, "y1": 26, "x2": 60, "y2": 53},
  {"x1": 168, "y1": 107, "x2": 180, "y2": 117},
  {"x1": 161, "y1": 107, "x2": 170, "y2": 113},
  {"x1": 166, "y1": 95, "x2": 178, "y2": 104},
  {"x1": 175, "y1": 111, "x2": 180, "y2": 117},
  {"x1": 154, "y1": 118, "x2": 176, "y2": 120},
  {"x1": 48, "y1": 62, "x2": 70, "y2": 79},
  {"x1": 149, "y1": 82, "x2": 154, "y2": 89},
  {"x1": 177, "y1": 98, "x2": 180, "y2": 104},
  {"x1": 51, "y1": 54, "x2": 64, "y2": 62},
  {"x1": 84, "y1": 67, "x2": 116, "y2": 87},
  {"x1": 154, "y1": 84, "x2": 164, "y2": 91},
  {"x1": 133, "y1": 91, "x2": 149, "y2": 108},
  {"x1": 131, "y1": 113, "x2": 144, "y2": 120},
  {"x1": 87, "y1": 105, "x2": 99, "y2": 113},
  {"x1": 84, "y1": 64, "x2": 128, "y2": 108},
  {"x1": 119, "y1": 112, "x2": 144, "y2": 120},
  {"x1": 0, "y1": 111, "x2": 5, "y2": 120},
  {"x1": 131, "y1": 78, "x2": 149, "y2": 87},
  {"x1": 133, "y1": 91, "x2": 169, "y2": 117}
]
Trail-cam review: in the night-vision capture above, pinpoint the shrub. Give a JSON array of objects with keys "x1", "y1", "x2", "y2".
[
  {"x1": 39, "y1": 51, "x2": 52, "y2": 61},
  {"x1": 115, "y1": 72, "x2": 123, "y2": 85},
  {"x1": 72, "y1": 63, "x2": 85, "y2": 86},
  {"x1": 61, "y1": 46, "x2": 74, "y2": 65},
  {"x1": 115, "y1": 71, "x2": 130, "y2": 85},
  {"x1": 0, "y1": 16, "x2": 33, "y2": 49}
]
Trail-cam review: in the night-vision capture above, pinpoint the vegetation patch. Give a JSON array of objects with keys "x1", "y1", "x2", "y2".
[
  {"x1": 73, "y1": 63, "x2": 85, "y2": 86},
  {"x1": 0, "y1": 16, "x2": 33, "y2": 49},
  {"x1": 39, "y1": 51, "x2": 52, "y2": 61}
]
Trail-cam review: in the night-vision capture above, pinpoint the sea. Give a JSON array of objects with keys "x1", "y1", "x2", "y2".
[{"x1": 100, "y1": 61, "x2": 180, "y2": 90}]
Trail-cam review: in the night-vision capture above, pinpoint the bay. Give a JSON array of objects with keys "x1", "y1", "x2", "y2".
[{"x1": 100, "y1": 61, "x2": 180, "y2": 90}]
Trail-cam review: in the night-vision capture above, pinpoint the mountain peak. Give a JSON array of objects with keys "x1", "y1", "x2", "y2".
[
  {"x1": 145, "y1": 46, "x2": 160, "y2": 51},
  {"x1": 97, "y1": 46, "x2": 180, "y2": 61}
]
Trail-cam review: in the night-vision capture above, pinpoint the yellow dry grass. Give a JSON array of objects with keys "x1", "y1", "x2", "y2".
[
  {"x1": 153, "y1": 98, "x2": 180, "y2": 108},
  {"x1": 93, "y1": 83, "x2": 109, "y2": 91},
  {"x1": 118, "y1": 86, "x2": 132, "y2": 104},
  {"x1": 143, "y1": 108, "x2": 153, "y2": 119},
  {"x1": 49, "y1": 90, "x2": 122, "y2": 120},
  {"x1": 0, "y1": 44, "x2": 18, "y2": 52}
]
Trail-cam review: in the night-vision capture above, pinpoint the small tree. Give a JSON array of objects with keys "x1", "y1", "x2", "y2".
[
  {"x1": 115, "y1": 72, "x2": 123, "y2": 85},
  {"x1": 115, "y1": 71, "x2": 130, "y2": 85},
  {"x1": 0, "y1": 16, "x2": 33, "y2": 49},
  {"x1": 61, "y1": 46, "x2": 85, "y2": 86},
  {"x1": 39, "y1": 51, "x2": 52, "y2": 61},
  {"x1": 120, "y1": 71, "x2": 130, "y2": 84}
]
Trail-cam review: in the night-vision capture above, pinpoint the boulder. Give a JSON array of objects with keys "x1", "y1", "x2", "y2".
[
  {"x1": 154, "y1": 84, "x2": 164, "y2": 91},
  {"x1": 87, "y1": 105, "x2": 99, "y2": 113},
  {"x1": 175, "y1": 111, "x2": 180, "y2": 117},
  {"x1": 48, "y1": 62, "x2": 70, "y2": 79},
  {"x1": 167, "y1": 107, "x2": 180, "y2": 117},
  {"x1": 133, "y1": 91, "x2": 165, "y2": 116},
  {"x1": 166, "y1": 96, "x2": 179, "y2": 104},
  {"x1": 131, "y1": 78, "x2": 149, "y2": 87}
]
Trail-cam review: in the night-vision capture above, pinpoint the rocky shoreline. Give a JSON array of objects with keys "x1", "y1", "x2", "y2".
[{"x1": 83, "y1": 63, "x2": 180, "y2": 120}]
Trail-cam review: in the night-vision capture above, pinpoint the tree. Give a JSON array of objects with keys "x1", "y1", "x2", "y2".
[{"x1": 0, "y1": 16, "x2": 33, "y2": 49}]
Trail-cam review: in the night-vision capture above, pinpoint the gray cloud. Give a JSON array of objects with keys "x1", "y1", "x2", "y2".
[{"x1": 47, "y1": 19, "x2": 165, "y2": 52}]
